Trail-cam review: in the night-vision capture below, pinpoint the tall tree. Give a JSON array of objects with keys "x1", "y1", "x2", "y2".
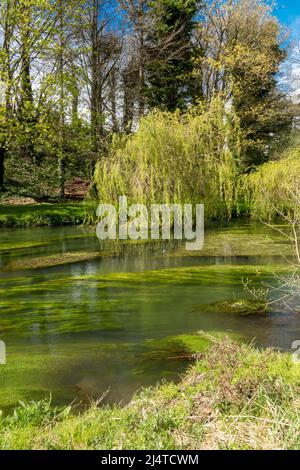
[
  {"x1": 119, "y1": 0, "x2": 148, "y2": 121},
  {"x1": 57, "y1": 0, "x2": 66, "y2": 196},
  {"x1": 145, "y1": 0, "x2": 201, "y2": 112},
  {"x1": 18, "y1": 0, "x2": 36, "y2": 160},
  {"x1": 75, "y1": 1, "x2": 121, "y2": 153},
  {"x1": 122, "y1": 57, "x2": 139, "y2": 132},
  {"x1": 194, "y1": 0, "x2": 292, "y2": 168},
  {"x1": 0, "y1": 0, "x2": 16, "y2": 189}
]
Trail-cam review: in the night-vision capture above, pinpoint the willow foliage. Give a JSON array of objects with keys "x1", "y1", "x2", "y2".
[
  {"x1": 94, "y1": 97, "x2": 241, "y2": 220},
  {"x1": 241, "y1": 146, "x2": 300, "y2": 220}
]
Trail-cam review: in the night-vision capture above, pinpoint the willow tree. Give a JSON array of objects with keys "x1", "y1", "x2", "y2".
[
  {"x1": 95, "y1": 96, "x2": 241, "y2": 220},
  {"x1": 242, "y1": 145, "x2": 300, "y2": 221}
]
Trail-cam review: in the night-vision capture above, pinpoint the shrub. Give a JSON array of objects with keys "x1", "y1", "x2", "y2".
[{"x1": 241, "y1": 146, "x2": 300, "y2": 220}]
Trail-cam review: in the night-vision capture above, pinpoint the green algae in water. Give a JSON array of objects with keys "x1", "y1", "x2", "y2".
[
  {"x1": 196, "y1": 299, "x2": 271, "y2": 316},
  {"x1": 0, "y1": 339, "x2": 188, "y2": 411},
  {"x1": 143, "y1": 331, "x2": 244, "y2": 357},
  {"x1": 0, "y1": 221, "x2": 300, "y2": 410}
]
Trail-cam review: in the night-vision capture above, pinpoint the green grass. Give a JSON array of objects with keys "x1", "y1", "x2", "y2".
[
  {"x1": 0, "y1": 334, "x2": 299, "y2": 450},
  {"x1": 0, "y1": 203, "x2": 86, "y2": 228}
]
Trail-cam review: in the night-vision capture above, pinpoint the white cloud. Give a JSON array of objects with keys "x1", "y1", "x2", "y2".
[{"x1": 278, "y1": 15, "x2": 300, "y2": 97}]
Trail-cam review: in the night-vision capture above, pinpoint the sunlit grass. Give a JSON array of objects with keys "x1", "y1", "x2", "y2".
[
  {"x1": 0, "y1": 335, "x2": 299, "y2": 450},
  {"x1": 0, "y1": 203, "x2": 85, "y2": 228}
]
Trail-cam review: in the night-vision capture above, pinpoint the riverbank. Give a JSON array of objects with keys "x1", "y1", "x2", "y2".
[
  {"x1": 0, "y1": 201, "x2": 86, "y2": 227},
  {"x1": 1, "y1": 335, "x2": 299, "y2": 450}
]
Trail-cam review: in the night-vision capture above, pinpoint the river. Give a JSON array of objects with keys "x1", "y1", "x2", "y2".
[{"x1": 0, "y1": 220, "x2": 298, "y2": 410}]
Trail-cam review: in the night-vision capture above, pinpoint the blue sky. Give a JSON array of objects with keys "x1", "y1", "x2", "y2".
[
  {"x1": 274, "y1": 1, "x2": 300, "y2": 93},
  {"x1": 275, "y1": 0, "x2": 300, "y2": 27}
]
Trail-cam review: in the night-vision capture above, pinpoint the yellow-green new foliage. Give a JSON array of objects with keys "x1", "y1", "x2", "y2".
[
  {"x1": 242, "y1": 146, "x2": 300, "y2": 220},
  {"x1": 94, "y1": 97, "x2": 241, "y2": 220}
]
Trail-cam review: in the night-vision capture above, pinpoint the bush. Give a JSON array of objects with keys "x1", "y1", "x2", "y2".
[{"x1": 241, "y1": 146, "x2": 300, "y2": 220}]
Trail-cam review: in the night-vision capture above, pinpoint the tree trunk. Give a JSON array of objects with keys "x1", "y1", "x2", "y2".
[
  {"x1": 0, "y1": 0, "x2": 14, "y2": 189},
  {"x1": 72, "y1": 83, "x2": 79, "y2": 127},
  {"x1": 90, "y1": 0, "x2": 104, "y2": 153},
  {"x1": 109, "y1": 67, "x2": 118, "y2": 132},
  {"x1": 137, "y1": 13, "x2": 145, "y2": 119},
  {"x1": 0, "y1": 147, "x2": 5, "y2": 190},
  {"x1": 58, "y1": 0, "x2": 65, "y2": 198},
  {"x1": 20, "y1": 4, "x2": 34, "y2": 159},
  {"x1": 123, "y1": 84, "x2": 134, "y2": 132}
]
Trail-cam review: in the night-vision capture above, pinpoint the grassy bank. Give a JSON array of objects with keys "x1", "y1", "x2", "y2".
[
  {"x1": 0, "y1": 202, "x2": 86, "y2": 228},
  {"x1": 1, "y1": 335, "x2": 299, "y2": 450}
]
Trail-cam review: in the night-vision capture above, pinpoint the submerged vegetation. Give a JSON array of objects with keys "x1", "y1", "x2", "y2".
[
  {"x1": 1, "y1": 337, "x2": 299, "y2": 450},
  {"x1": 0, "y1": 222, "x2": 294, "y2": 414},
  {"x1": 199, "y1": 299, "x2": 271, "y2": 316}
]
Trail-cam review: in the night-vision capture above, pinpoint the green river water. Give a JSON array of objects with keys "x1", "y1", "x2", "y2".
[{"x1": 0, "y1": 221, "x2": 299, "y2": 410}]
